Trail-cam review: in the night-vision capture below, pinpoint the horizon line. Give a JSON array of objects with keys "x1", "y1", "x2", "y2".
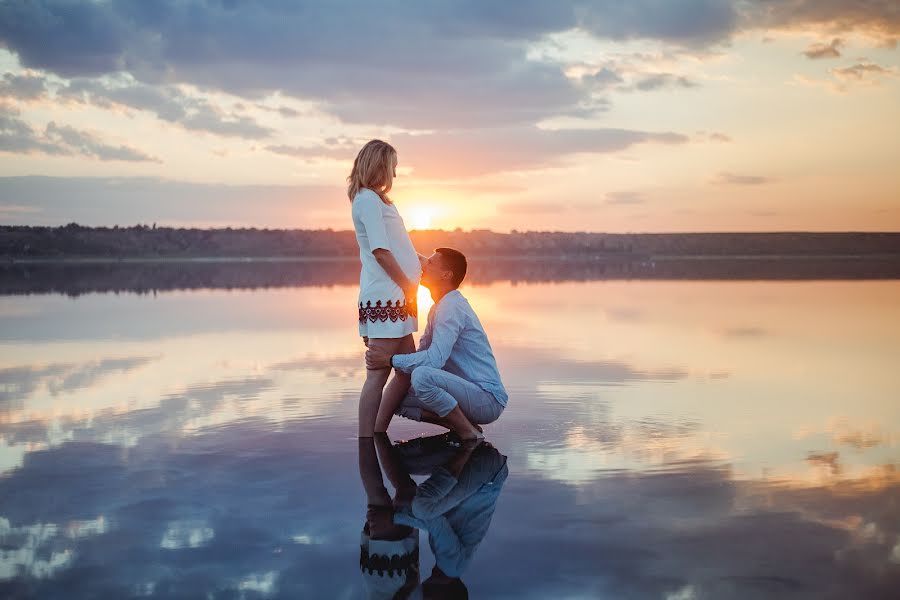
[{"x1": 3, "y1": 224, "x2": 900, "y2": 236}]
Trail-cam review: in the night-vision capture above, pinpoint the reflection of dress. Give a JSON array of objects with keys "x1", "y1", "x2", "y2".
[
  {"x1": 359, "y1": 529, "x2": 420, "y2": 600},
  {"x1": 394, "y1": 446, "x2": 508, "y2": 578}
]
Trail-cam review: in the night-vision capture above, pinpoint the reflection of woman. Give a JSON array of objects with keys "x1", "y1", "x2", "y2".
[
  {"x1": 348, "y1": 140, "x2": 423, "y2": 438},
  {"x1": 358, "y1": 436, "x2": 420, "y2": 599}
]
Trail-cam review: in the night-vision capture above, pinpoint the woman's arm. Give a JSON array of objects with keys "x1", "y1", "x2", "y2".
[{"x1": 373, "y1": 248, "x2": 418, "y2": 316}]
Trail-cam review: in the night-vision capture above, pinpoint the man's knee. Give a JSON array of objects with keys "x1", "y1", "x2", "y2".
[{"x1": 410, "y1": 366, "x2": 439, "y2": 394}]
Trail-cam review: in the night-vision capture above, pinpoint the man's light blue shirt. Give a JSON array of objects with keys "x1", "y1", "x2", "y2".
[
  {"x1": 394, "y1": 449, "x2": 509, "y2": 578},
  {"x1": 391, "y1": 290, "x2": 508, "y2": 406}
]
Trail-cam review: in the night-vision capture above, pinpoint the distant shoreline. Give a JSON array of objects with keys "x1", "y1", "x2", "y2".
[
  {"x1": 5, "y1": 253, "x2": 900, "y2": 264},
  {"x1": 2, "y1": 225, "x2": 898, "y2": 261}
]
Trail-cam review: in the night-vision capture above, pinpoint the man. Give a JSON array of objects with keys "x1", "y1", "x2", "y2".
[{"x1": 366, "y1": 247, "x2": 508, "y2": 440}]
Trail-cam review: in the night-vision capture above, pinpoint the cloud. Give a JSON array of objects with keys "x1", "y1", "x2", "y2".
[
  {"x1": 0, "y1": 1, "x2": 892, "y2": 133},
  {"x1": 262, "y1": 125, "x2": 689, "y2": 178},
  {"x1": 0, "y1": 175, "x2": 343, "y2": 228},
  {"x1": 0, "y1": 110, "x2": 61, "y2": 155},
  {"x1": 803, "y1": 38, "x2": 844, "y2": 59},
  {"x1": 605, "y1": 191, "x2": 645, "y2": 205},
  {"x1": 632, "y1": 73, "x2": 700, "y2": 91},
  {"x1": 831, "y1": 60, "x2": 897, "y2": 84},
  {"x1": 744, "y1": 0, "x2": 900, "y2": 42},
  {"x1": 794, "y1": 60, "x2": 897, "y2": 92},
  {"x1": 694, "y1": 130, "x2": 733, "y2": 143},
  {"x1": 5, "y1": 0, "x2": 863, "y2": 131},
  {"x1": 44, "y1": 121, "x2": 160, "y2": 162},
  {"x1": 0, "y1": 108, "x2": 158, "y2": 161},
  {"x1": 576, "y1": 0, "x2": 742, "y2": 45},
  {"x1": 807, "y1": 450, "x2": 842, "y2": 475},
  {"x1": 713, "y1": 171, "x2": 773, "y2": 186},
  {"x1": 59, "y1": 79, "x2": 275, "y2": 139},
  {"x1": 265, "y1": 142, "x2": 353, "y2": 161},
  {"x1": 0, "y1": 203, "x2": 42, "y2": 216},
  {"x1": 0, "y1": 71, "x2": 47, "y2": 99},
  {"x1": 0, "y1": 0, "x2": 588, "y2": 129},
  {"x1": 584, "y1": 67, "x2": 625, "y2": 89},
  {"x1": 392, "y1": 126, "x2": 688, "y2": 178}
]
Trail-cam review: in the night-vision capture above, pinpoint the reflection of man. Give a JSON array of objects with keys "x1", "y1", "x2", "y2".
[
  {"x1": 366, "y1": 248, "x2": 508, "y2": 441},
  {"x1": 395, "y1": 436, "x2": 509, "y2": 599},
  {"x1": 358, "y1": 433, "x2": 509, "y2": 599}
]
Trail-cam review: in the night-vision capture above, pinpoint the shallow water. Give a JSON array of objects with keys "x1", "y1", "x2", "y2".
[{"x1": 1, "y1": 264, "x2": 898, "y2": 598}]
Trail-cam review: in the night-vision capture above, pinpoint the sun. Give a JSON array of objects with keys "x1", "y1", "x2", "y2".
[{"x1": 409, "y1": 206, "x2": 434, "y2": 230}]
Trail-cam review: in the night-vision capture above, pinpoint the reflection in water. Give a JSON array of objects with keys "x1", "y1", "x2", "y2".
[
  {"x1": 359, "y1": 435, "x2": 420, "y2": 599},
  {"x1": 3, "y1": 256, "x2": 900, "y2": 296},
  {"x1": 395, "y1": 436, "x2": 507, "y2": 599},
  {"x1": 0, "y1": 274, "x2": 897, "y2": 597},
  {"x1": 359, "y1": 434, "x2": 508, "y2": 599}
]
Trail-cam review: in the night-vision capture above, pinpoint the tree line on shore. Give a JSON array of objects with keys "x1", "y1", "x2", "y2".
[{"x1": 1, "y1": 223, "x2": 898, "y2": 259}]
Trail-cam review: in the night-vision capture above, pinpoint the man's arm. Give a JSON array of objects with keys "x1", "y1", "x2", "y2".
[{"x1": 391, "y1": 301, "x2": 464, "y2": 372}]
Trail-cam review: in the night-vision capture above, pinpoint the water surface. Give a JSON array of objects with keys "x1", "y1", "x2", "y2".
[{"x1": 1, "y1": 264, "x2": 898, "y2": 598}]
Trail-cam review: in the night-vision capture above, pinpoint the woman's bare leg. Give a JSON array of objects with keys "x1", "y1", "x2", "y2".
[
  {"x1": 374, "y1": 334, "x2": 416, "y2": 433},
  {"x1": 359, "y1": 337, "x2": 404, "y2": 437}
]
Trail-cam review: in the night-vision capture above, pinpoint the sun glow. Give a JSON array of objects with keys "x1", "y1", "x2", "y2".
[
  {"x1": 417, "y1": 285, "x2": 434, "y2": 315},
  {"x1": 408, "y1": 206, "x2": 436, "y2": 230}
]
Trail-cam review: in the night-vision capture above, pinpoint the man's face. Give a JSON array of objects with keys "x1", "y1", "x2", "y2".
[{"x1": 420, "y1": 252, "x2": 448, "y2": 290}]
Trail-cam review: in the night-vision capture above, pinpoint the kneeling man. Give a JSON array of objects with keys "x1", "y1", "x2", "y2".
[{"x1": 366, "y1": 247, "x2": 508, "y2": 440}]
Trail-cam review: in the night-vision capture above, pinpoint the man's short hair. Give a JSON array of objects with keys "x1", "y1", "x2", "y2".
[{"x1": 435, "y1": 247, "x2": 467, "y2": 288}]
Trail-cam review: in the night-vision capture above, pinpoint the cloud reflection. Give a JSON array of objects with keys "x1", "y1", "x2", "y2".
[
  {"x1": 0, "y1": 415, "x2": 895, "y2": 597},
  {"x1": 0, "y1": 356, "x2": 158, "y2": 404}
]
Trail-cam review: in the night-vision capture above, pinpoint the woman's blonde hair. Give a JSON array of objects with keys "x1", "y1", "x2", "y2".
[{"x1": 347, "y1": 139, "x2": 397, "y2": 203}]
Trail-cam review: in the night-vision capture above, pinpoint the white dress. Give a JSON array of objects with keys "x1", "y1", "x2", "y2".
[{"x1": 352, "y1": 188, "x2": 421, "y2": 338}]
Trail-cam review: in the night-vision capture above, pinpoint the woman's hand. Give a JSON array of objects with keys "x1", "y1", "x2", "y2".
[
  {"x1": 372, "y1": 248, "x2": 420, "y2": 318},
  {"x1": 403, "y1": 285, "x2": 418, "y2": 318}
]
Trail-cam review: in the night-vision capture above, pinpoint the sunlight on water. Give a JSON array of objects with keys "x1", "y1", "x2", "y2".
[{"x1": 0, "y1": 270, "x2": 897, "y2": 598}]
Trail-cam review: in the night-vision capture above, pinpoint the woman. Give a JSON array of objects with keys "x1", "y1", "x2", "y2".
[{"x1": 349, "y1": 139, "x2": 423, "y2": 437}]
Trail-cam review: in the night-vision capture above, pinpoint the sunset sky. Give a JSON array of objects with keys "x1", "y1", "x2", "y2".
[{"x1": 0, "y1": 1, "x2": 898, "y2": 232}]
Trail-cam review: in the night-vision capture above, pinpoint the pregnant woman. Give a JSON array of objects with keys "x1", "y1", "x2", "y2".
[{"x1": 349, "y1": 140, "x2": 423, "y2": 437}]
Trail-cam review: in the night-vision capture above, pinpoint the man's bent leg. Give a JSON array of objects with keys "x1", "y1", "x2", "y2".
[
  {"x1": 409, "y1": 367, "x2": 500, "y2": 439},
  {"x1": 439, "y1": 406, "x2": 482, "y2": 441}
]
